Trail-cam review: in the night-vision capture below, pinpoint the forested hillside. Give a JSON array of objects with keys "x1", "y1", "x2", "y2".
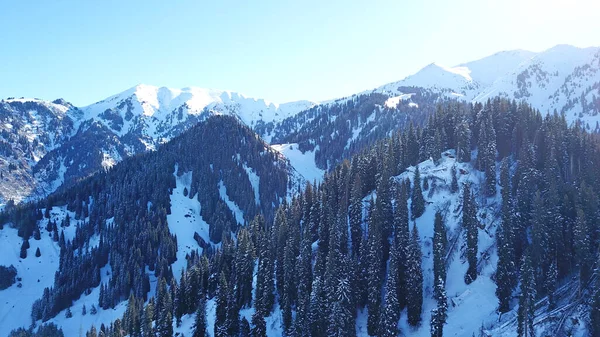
[
  {"x1": 0, "y1": 115, "x2": 298, "y2": 336},
  {"x1": 3, "y1": 97, "x2": 600, "y2": 336},
  {"x1": 260, "y1": 87, "x2": 442, "y2": 171}
]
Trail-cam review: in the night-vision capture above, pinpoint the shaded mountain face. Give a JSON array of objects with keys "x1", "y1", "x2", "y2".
[
  {"x1": 1, "y1": 45, "x2": 598, "y2": 204},
  {"x1": 0, "y1": 99, "x2": 80, "y2": 201}
]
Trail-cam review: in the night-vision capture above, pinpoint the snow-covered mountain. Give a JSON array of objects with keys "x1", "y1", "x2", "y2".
[
  {"x1": 81, "y1": 84, "x2": 316, "y2": 147},
  {"x1": 1, "y1": 44, "x2": 599, "y2": 337},
  {"x1": 261, "y1": 44, "x2": 599, "y2": 175},
  {"x1": 0, "y1": 44, "x2": 598, "y2": 204},
  {"x1": 0, "y1": 86, "x2": 316, "y2": 204},
  {"x1": 373, "y1": 45, "x2": 600, "y2": 124},
  {"x1": 474, "y1": 45, "x2": 600, "y2": 122}
]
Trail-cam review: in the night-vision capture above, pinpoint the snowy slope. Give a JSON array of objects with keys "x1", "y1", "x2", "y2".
[
  {"x1": 168, "y1": 168, "x2": 211, "y2": 277},
  {"x1": 376, "y1": 62, "x2": 480, "y2": 98},
  {"x1": 390, "y1": 152, "x2": 501, "y2": 337},
  {"x1": 458, "y1": 49, "x2": 536, "y2": 86},
  {"x1": 369, "y1": 45, "x2": 600, "y2": 125},
  {"x1": 41, "y1": 264, "x2": 130, "y2": 337},
  {"x1": 0, "y1": 205, "x2": 90, "y2": 337},
  {"x1": 0, "y1": 99, "x2": 78, "y2": 203},
  {"x1": 0, "y1": 226, "x2": 60, "y2": 337},
  {"x1": 475, "y1": 45, "x2": 600, "y2": 120},
  {"x1": 271, "y1": 143, "x2": 325, "y2": 184}
]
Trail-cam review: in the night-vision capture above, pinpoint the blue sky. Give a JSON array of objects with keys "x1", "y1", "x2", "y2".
[{"x1": 0, "y1": 0, "x2": 598, "y2": 106}]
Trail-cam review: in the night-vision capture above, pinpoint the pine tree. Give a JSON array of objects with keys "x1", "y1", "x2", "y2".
[
  {"x1": 349, "y1": 174, "x2": 363, "y2": 257},
  {"x1": 142, "y1": 300, "x2": 154, "y2": 337},
  {"x1": 366, "y1": 199, "x2": 383, "y2": 335},
  {"x1": 484, "y1": 133, "x2": 497, "y2": 197},
  {"x1": 35, "y1": 247, "x2": 41, "y2": 257},
  {"x1": 309, "y1": 276, "x2": 327, "y2": 337},
  {"x1": 411, "y1": 166, "x2": 426, "y2": 220},
  {"x1": 82, "y1": 304, "x2": 87, "y2": 316},
  {"x1": 407, "y1": 223, "x2": 423, "y2": 326},
  {"x1": 326, "y1": 256, "x2": 355, "y2": 337},
  {"x1": 355, "y1": 231, "x2": 369, "y2": 308},
  {"x1": 496, "y1": 158, "x2": 516, "y2": 313},
  {"x1": 433, "y1": 127, "x2": 444, "y2": 164},
  {"x1": 456, "y1": 118, "x2": 471, "y2": 163},
  {"x1": 325, "y1": 214, "x2": 355, "y2": 337},
  {"x1": 175, "y1": 270, "x2": 186, "y2": 325},
  {"x1": 407, "y1": 122, "x2": 420, "y2": 166},
  {"x1": 156, "y1": 278, "x2": 173, "y2": 337},
  {"x1": 430, "y1": 279, "x2": 448, "y2": 337},
  {"x1": 225, "y1": 280, "x2": 240, "y2": 337},
  {"x1": 251, "y1": 310, "x2": 267, "y2": 337},
  {"x1": 376, "y1": 167, "x2": 394, "y2": 260},
  {"x1": 282, "y1": 221, "x2": 299, "y2": 332},
  {"x1": 433, "y1": 211, "x2": 447, "y2": 287},
  {"x1": 90, "y1": 304, "x2": 97, "y2": 315},
  {"x1": 294, "y1": 225, "x2": 313, "y2": 337},
  {"x1": 274, "y1": 207, "x2": 289, "y2": 301},
  {"x1": 255, "y1": 228, "x2": 274, "y2": 315},
  {"x1": 393, "y1": 182, "x2": 410, "y2": 310},
  {"x1": 545, "y1": 258, "x2": 558, "y2": 309},
  {"x1": 591, "y1": 285, "x2": 600, "y2": 337},
  {"x1": 530, "y1": 190, "x2": 549, "y2": 286},
  {"x1": 215, "y1": 272, "x2": 229, "y2": 337},
  {"x1": 240, "y1": 318, "x2": 251, "y2": 337},
  {"x1": 380, "y1": 241, "x2": 401, "y2": 337},
  {"x1": 65, "y1": 307, "x2": 72, "y2": 318},
  {"x1": 450, "y1": 165, "x2": 459, "y2": 193},
  {"x1": 430, "y1": 211, "x2": 448, "y2": 337},
  {"x1": 123, "y1": 293, "x2": 139, "y2": 336},
  {"x1": 574, "y1": 208, "x2": 592, "y2": 285},
  {"x1": 19, "y1": 239, "x2": 28, "y2": 259},
  {"x1": 476, "y1": 111, "x2": 497, "y2": 196},
  {"x1": 517, "y1": 251, "x2": 536, "y2": 337},
  {"x1": 419, "y1": 121, "x2": 435, "y2": 162},
  {"x1": 114, "y1": 319, "x2": 124, "y2": 337},
  {"x1": 463, "y1": 184, "x2": 478, "y2": 284},
  {"x1": 87, "y1": 326, "x2": 98, "y2": 337},
  {"x1": 235, "y1": 229, "x2": 255, "y2": 309},
  {"x1": 192, "y1": 295, "x2": 208, "y2": 337}
]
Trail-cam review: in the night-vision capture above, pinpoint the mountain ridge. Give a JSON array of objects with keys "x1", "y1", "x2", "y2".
[
  {"x1": 371, "y1": 44, "x2": 600, "y2": 121},
  {"x1": 0, "y1": 44, "x2": 598, "y2": 204}
]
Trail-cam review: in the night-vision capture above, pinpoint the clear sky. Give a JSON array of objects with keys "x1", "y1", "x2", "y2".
[{"x1": 0, "y1": 0, "x2": 598, "y2": 106}]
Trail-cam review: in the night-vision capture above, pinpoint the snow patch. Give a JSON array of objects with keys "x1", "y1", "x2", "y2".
[
  {"x1": 218, "y1": 180, "x2": 245, "y2": 225},
  {"x1": 243, "y1": 164, "x2": 260, "y2": 206},
  {"x1": 0, "y1": 227, "x2": 60, "y2": 337},
  {"x1": 271, "y1": 143, "x2": 325, "y2": 183},
  {"x1": 384, "y1": 93, "x2": 414, "y2": 108},
  {"x1": 167, "y1": 166, "x2": 211, "y2": 277}
]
